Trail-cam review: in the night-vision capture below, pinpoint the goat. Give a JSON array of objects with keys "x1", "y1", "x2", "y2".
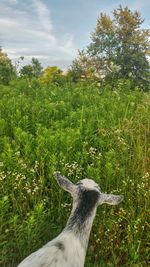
[{"x1": 17, "y1": 172, "x2": 123, "y2": 267}]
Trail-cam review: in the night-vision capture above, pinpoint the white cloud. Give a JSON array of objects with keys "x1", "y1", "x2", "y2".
[
  {"x1": 0, "y1": 0, "x2": 77, "y2": 69},
  {"x1": 32, "y1": 0, "x2": 53, "y2": 32},
  {"x1": 8, "y1": 0, "x2": 18, "y2": 4}
]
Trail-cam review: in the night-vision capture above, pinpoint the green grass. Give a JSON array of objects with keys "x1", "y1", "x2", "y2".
[{"x1": 0, "y1": 79, "x2": 150, "y2": 266}]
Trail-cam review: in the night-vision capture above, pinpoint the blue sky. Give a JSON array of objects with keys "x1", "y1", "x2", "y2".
[{"x1": 0, "y1": 0, "x2": 150, "y2": 69}]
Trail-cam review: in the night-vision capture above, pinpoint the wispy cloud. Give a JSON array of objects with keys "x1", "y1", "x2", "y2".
[
  {"x1": 0, "y1": 0, "x2": 77, "y2": 69},
  {"x1": 1, "y1": 0, "x2": 149, "y2": 69},
  {"x1": 32, "y1": 0, "x2": 53, "y2": 32}
]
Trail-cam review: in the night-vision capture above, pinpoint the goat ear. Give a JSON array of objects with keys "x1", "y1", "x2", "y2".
[
  {"x1": 99, "y1": 193, "x2": 123, "y2": 205},
  {"x1": 55, "y1": 172, "x2": 76, "y2": 196}
]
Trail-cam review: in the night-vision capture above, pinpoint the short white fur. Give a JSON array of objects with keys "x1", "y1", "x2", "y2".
[{"x1": 17, "y1": 172, "x2": 123, "y2": 267}]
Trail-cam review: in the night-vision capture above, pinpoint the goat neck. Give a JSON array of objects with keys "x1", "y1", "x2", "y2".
[{"x1": 65, "y1": 188, "x2": 99, "y2": 251}]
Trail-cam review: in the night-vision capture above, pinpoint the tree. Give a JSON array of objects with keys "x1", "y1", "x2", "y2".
[
  {"x1": 72, "y1": 6, "x2": 150, "y2": 88},
  {"x1": 31, "y1": 57, "x2": 43, "y2": 78},
  {"x1": 0, "y1": 47, "x2": 16, "y2": 85},
  {"x1": 39, "y1": 66, "x2": 63, "y2": 84},
  {"x1": 20, "y1": 57, "x2": 43, "y2": 78},
  {"x1": 69, "y1": 50, "x2": 101, "y2": 82},
  {"x1": 20, "y1": 64, "x2": 34, "y2": 79}
]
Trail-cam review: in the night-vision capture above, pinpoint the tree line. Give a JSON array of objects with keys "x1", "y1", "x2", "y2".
[{"x1": 0, "y1": 6, "x2": 150, "y2": 90}]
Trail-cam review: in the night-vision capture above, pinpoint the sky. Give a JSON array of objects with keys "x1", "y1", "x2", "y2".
[{"x1": 0, "y1": 0, "x2": 150, "y2": 70}]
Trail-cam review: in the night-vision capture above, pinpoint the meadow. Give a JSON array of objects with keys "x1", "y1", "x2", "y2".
[{"x1": 0, "y1": 79, "x2": 150, "y2": 266}]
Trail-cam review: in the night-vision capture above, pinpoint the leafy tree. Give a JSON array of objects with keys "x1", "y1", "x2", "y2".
[
  {"x1": 0, "y1": 47, "x2": 16, "y2": 85},
  {"x1": 69, "y1": 50, "x2": 100, "y2": 82},
  {"x1": 20, "y1": 64, "x2": 34, "y2": 79},
  {"x1": 69, "y1": 56, "x2": 85, "y2": 82},
  {"x1": 31, "y1": 57, "x2": 43, "y2": 78},
  {"x1": 39, "y1": 66, "x2": 63, "y2": 84},
  {"x1": 72, "y1": 6, "x2": 150, "y2": 88},
  {"x1": 20, "y1": 57, "x2": 43, "y2": 78}
]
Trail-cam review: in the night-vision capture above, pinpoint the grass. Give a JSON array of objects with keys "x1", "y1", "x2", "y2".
[{"x1": 0, "y1": 79, "x2": 150, "y2": 266}]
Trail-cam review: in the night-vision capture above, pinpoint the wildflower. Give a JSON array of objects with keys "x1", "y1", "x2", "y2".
[
  {"x1": 142, "y1": 172, "x2": 149, "y2": 179},
  {"x1": 15, "y1": 151, "x2": 20, "y2": 156}
]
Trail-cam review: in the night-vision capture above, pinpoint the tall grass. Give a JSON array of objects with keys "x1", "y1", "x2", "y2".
[{"x1": 0, "y1": 79, "x2": 150, "y2": 266}]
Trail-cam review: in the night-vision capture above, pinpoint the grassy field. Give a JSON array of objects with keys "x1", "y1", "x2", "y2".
[{"x1": 0, "y1": 79, "x2": 150, "y2": 266}]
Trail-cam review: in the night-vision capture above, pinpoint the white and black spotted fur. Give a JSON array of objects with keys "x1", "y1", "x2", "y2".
[{"x1": 17, "y1": 172, "x2": 123, "y2": 267}]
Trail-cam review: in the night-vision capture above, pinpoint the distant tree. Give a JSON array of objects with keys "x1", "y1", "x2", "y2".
[
  {"x1": 0, "y1": 47, "x2": 16, "y2": 85},
  {"x1": 69, "y1": 52, "x2": 85, "y2": 82},
  {"x1": 39, "y1": 66, "x2": 63, "y2": 84},
  {"x1": 69, "y1": 50, "x2": 100, "y2": 82},
  {"x1": 20, "y1": 64, "x2": 34, "y2": 78},
  {"x1": 31, "y1": 57, "x2": 43, "y2": 78},
  {"x1": 20, "y1": 57, "x2": 43, "y2": 78},
  {"x1": 14, "y1": 56, "x2": 24, "y2": 74},
  {"x1": 72, "y1": 6, "x2": 150, "y2": 88}
]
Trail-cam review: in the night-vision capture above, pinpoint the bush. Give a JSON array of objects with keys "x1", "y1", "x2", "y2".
[{"x1": 0, "y1": 80, "x2": 149, "y2": 266}]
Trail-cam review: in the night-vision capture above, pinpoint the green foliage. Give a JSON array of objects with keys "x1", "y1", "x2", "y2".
[
  {"x1": 0, "y1": 48, "x2": 16, "y2": 85},
  {"x1": 69, "y1": 55, "x2": 85, "y2": 82},
  {"x1": 20, "y1": 57, "x2": 43, "y2": 79},
  {"x1": 39, "y1": 66, "x2": 64, "y2": 85},
  {"x1": 70, "y1": 50, "x2": 99, "y2": 83},
  {"x1": 0, "y1": 80, "x2": 150, "y2": 266},
  {"x1": 31, "y1": 58, "x2": 43, "y2": 78},
  {"x1": 20, "y1": 64, "x2": 34, "y2": 79},
  {"x1": 72, "y1": 6, "x2": 150, "y2": 89}
]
